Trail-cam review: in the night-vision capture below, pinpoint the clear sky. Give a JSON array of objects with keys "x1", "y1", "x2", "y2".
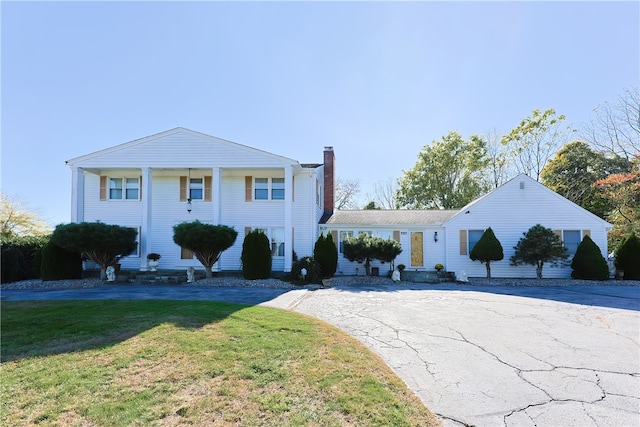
[{"x1": 2, "y1": 1, "x2": 638, "y2": 226}]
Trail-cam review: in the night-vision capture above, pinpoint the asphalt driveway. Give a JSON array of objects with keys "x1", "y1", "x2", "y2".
[{"x1": 3, "y1": 282, "x2": 639, "y2": 426}]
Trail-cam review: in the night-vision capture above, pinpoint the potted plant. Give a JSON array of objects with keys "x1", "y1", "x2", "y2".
[
  {"x1": 435, "y1": 263, "x2": 444, "y2": 277},
  {"x1": 147, "y1": 253, "x2": 161, "y2": 272}
]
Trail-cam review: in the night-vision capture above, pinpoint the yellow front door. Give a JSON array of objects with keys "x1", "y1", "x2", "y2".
[{"x1": 411, "y1": 232, "x2": 424, "y2": 267}]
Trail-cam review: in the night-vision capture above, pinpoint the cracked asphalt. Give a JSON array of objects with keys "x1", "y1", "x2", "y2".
[
  {"x1": 4, "y1": 282, "x2": 639, "y2": 426},
  {"x1": 265, "y1": 283, "x2": 640, "y2": 427}
]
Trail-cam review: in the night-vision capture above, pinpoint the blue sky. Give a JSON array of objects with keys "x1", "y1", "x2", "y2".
[{"x1": 2, "y1": 1, "x2": 638, "y2": 226}]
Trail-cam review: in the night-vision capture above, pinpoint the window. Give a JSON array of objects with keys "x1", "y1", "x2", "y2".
[
  {"x1": 109, "y1": 177, "x2": 139, "y2": 200},
  {"x1": 252, "y1": 228, "x2": 285, "y2": 257},
  {"x1": 339, "y1": 230, "x2": 353, "y2": 253},
  {"x1": 189, "y1": 178, "x2": 203, "y2": 200},
  {"x1": 468, "y1": 230, "x2": 484, "y2": 252},
  {"x1": 253, "y1": 178, "x2": 285, "y2": 201},
  {"x1": 271, "y1": 178, "x2": 285, "y2": 200},
  {"x1": 255, "y1": 178, "x2": 269, "y2": 200},
  {"x1": 109, "y1": 178, "x2": 122, "y2": 200},
  {"x1": 563, "y1": 230, "x2": 581, "y2": 256}
]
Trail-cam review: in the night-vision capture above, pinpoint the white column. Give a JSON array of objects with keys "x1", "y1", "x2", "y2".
[
  {"x1": 70, "y1": 167, "x2": 84, "y2": 223},
  {"x1": 140, "y1": 167, "x2": 153, "y2": 271},
  {"x1": 284, "y1": 166, "x2": 293, "y2": 272},
  {"x1": 212, "y1": 167, "x2": 222, "y2": 272}
]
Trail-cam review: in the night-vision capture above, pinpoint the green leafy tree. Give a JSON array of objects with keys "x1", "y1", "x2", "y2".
[
  {"x1": 502, "y1": 109, "x2": 574, "y2": 181},
  {"x1": 314, "y1": 233, "x2": 338, "y2": 278},
  {"x1": 241, "y1": 230, "x2": 272, "y2": 279},
  {"x1": 510, "y1": 224, "x2": 569, "y2": 278},
  {"x1": 363, "y1": 201, "x2": 381, "y2": 210},
  {"x1": 173, "y1": 221, "x2": 237, "y2": 279},
  {"x1": 570, "y1": 235, "x2": 609, "y2": 280},
  {"x1": 541, "y1": 141, "x2": 630, "y2": 218},
  {"x1": 51, "y1": 222, "x2": 137, "y2": 280},
  {"x1": 469, "y1": 227, "x2": 504, "y2": 278},
  {"x1": 397, "y1": 131, "x2": 490, "y2": 209},
  {"x1": 343, "y1": 233, "x2": 402, "y2": 276},
  {"x1": 614, "y1": 233, "x2": 640, "y2": 280}
]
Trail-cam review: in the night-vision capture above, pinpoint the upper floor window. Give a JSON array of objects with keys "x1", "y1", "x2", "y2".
[
  {"x1": 189, "y1": 178, "x2": 203, "y2": 200},
  {"x1": 254, "y1": 177, "x2": 284, "y2": 201},
  {"x1": 109, "y1": 177, "x2": 139, "y2": 200},
  {"x1": 272, "y1": 178, "x2": 285, "y2": 200}
]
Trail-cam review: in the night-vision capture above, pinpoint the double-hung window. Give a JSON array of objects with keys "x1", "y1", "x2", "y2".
[
  {"x1": 255, "y1": 178, "x2": 269, "y2": 200},
  {"x1": 468, "y1": 230, "x2": 484, "y2": 253},
  {"x1": 271, "y1": 178, "x2": 285, "y2": 200},
  {"x1": 253, "y1": 227, "x2": 285, "y2": 257},
  {"x1": 109, "y1": 177, "x2": 139, "y2": 200},
  {"x1": 253, "y1": 178, "x2": 285, "y2": 201},
  {"x1": 189, "y1": 178, "x2": 203, "y2": 200},
  {"x1": 339, "y1": 231, "x2": 354, "y2": 253},
  {"x1": 563, "y1": 230, "x2": 581, "y2": 256}
]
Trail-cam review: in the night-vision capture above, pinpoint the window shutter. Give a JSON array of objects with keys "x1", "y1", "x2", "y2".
[
  {"x1": 582, "y1": 229, "x2": 591, "y2": 238},
  {"x1": 179, "y1": 176, "x2": 187, "y2": 202},
  {"x1": 204, "y1": 176, "x2": 212, "y2": 202},
  {"x1": 245, "y1": 176, "x2": 252, "y2": 202},
  {"x1": 393, "y1": 230, "x2": 400, "y2": 241},
  {"x1": 554, "y1": 229, "x2": 562, "y2": 242},
  {"x1": 245, "y1": 226, "x2": 251, "y2": 236},
  {"x1": 139, "y1": 175, "x2": 142, "y2": 200},
  {"x1": 331, "y1": 230, "x2": 338, "y2": 249},
  {"x1": 180, "y1": 247, "x2": 193, "y2": 260},
  {"x1": 459, "y1": 230, "x2": 468, "y2": 255},
  {"x1": 100, "y1": 176, "x2": 107, "y2": 201}
]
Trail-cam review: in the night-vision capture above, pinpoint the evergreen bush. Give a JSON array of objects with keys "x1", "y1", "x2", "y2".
[
  {"x1": 0, "y1": 234, "x2": 49, "y2": 282},
  {"x1": 314, "y1": 233, "x2": 338, "y2": 278},
  {"x1": 469, "y1": 227, "x2": 504, "y2": 278},
  {"x1": 614, "y1": 233, "x2": 640, "y2": 280},
  {"x1": 241, "y1": 230, "x2": 272, "y2": 279},
  {"x1": 41, "y1": 242, "x2": 83, "y2": 281},
  {"x1": 290, "y1": 256, "x2": 322, "y2": 285},
  {"x1": 1, "y1": 247, "x2": 29, "y2": 283},
  {"x1": 570, "y1": 235, "x2": 609, "y2": 280}
]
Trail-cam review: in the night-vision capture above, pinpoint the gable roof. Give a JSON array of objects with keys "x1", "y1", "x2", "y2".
[
  {"x1": 444, "y1": 174, "x2": 613, "y2": 227},
  {"x1": 66, "y1": 127, "x2": 302, "y2": 169},
  {"x1": 323, "y1": 209, "x2": 459, "y2": 226}
]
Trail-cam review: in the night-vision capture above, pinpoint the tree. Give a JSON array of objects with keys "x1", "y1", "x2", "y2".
[
  {"x1": 483, "y1": 128, "x2": 515, "y2": 189},
  {"x1": 593, "y1": 157, "x2": 640, "y2": 248},
  {"x1": 367, "y1": 178, "x2": 399, "y2": 209},
  {"x1": 502, "y1": 109, "x2": 574, "y2": 181},
  {"x1": 469, "y1": 227, "x2": 504, "y2": 278},
  {"x1": 51, "y1": 222, "x2": 138, "y2": 280},
  {"x1": 582, "y1": 86, "x2": 639, "y2": 160},
  {"x1": 335, "y1": 178, "x2": 361, "y2": 210},
  {"x1": 0, "y1": 193, "x2": 51, "y2": 240},
  {"x1": 173, "y1": 221, "x2": 237, "y2": 279},
  {"x1": 510, "y1": 224, "x2": 569, "y2": 278},
  {"x1": 613, "y1": 233, "x2": 640, "y2": 280},
  {"x1": 342, "y1": 233, "x2": 402, "y2": 276},
  {"x1": 397, "y1": 131, "x2": 490, "y2": 209},
  {"x1": 541, "y1": 141, "x2": 630, "y2": 218},
  {"x1": 241, "y1": 230, "x2": 272, "y2": 279},
  {"x1": 314, "y1": 232, "x2": 338, "y2": 278},
  {"x1": 570, "y1": 235, "x2": 609, "y2": 280},
  {"x1": 363, "y1": 201, "x2": 381, "y2": 210}
]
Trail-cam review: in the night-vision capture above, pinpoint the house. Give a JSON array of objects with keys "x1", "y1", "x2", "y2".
[
  {"x1": 320, "y1": 175, "x2": 612, "y2": 279},
  {"x1": 67, "y1": 128, "x2": 612, "y2": 278},
  {"x1": 66, "y1": 127, "x2": 336, "y2": 273}
]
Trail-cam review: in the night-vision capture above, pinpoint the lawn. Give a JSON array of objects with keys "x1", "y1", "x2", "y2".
[{"x1": 1, "y1": 300, "x2": 439, "y2": 426}]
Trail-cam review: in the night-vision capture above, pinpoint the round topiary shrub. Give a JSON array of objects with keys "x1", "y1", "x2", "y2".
[
  {"x1": 290, "y1": 256, "x2": 322, "y2": 285},
  {"x1": 570, "y1": 235, "x2": 609, "y2": 280},
  {"x1": 614, "y1": 233, "x2": 640, "y2": 280},
  {"x1": 41, "y1": 242, "x2": 83, "y2": 281},
  {"x1": 241, "y1": 230, "x2": 272, "y2": 280}
]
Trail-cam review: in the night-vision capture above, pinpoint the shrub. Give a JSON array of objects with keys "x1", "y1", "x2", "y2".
[
  {"x1": 510, "y1": 224, "x2": 569, "y2": 278},
  {"x1": 40, "y1": 242, "x2": 83, "y2": 281},
  {"x1": 0, "y1": 234, "x2": 49, "y2": 282},
  {"x1": 1, "y1": 247, "x2": 29, "y2": 283},
  {"x1": 173, "y1": 221, "x2": 238, "y2": 279},
  {"x1": 469, "y1": 227, "x2": 504, "y2": 278},
  {"x1": 290, "y1": 256, "x2": 322, "y2": 285},
  {"x1": 241, "y1": 230, "x2": 272, "y2": 280},
  {"x1": 570, "y1": 235, "x2": 609, "y2": 280},
  {"x1": 614, "y1": 233, "x2": 640, "y2": 280},
  {"x1": 343, "y1": 233, "x2": 402, "y2": 276},
  {"x1": 314, "y1": 233, "x2": 338, "y2": 278}
]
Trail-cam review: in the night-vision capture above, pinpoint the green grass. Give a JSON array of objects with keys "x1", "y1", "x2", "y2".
[{"x1": 1, "y1": 300, "x2": 439, "y2": 426}]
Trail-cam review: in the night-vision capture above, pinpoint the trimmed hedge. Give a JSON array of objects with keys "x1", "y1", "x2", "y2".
[
  {"x1": 614, "y1": 233, "x2": 640, "y2": 280},
  {"x1": 0, "y1": 235, "x2": 49, "y2": 283},
  {"x1": 41, "y1": 242, "x2": 83, "y2": 281}
]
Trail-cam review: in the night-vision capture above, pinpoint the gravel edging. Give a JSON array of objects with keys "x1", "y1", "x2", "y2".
[{"x1": 2, "y1": 275, "x2": 639, "y2": 291}]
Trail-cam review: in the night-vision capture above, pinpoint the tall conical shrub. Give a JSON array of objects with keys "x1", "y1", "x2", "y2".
[
  {"x1": 614, "y1": 233, "x2": 640, "y2": 280},
  {"x1": 241, "y1": 230, "x2": 272, "y2": 279},
  {"x1": 314, "y1": 232, "x2": 338, "y2": 278},
  {"x1": 570, "y1": 235, "x2": 609, "y2": 280},
  {"x1": 469, "y1": 227, "x2": 504, "y2": 278}
]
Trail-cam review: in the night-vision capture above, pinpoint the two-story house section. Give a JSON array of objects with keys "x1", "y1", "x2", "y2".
[{"x1": 66, "y1": 127, "x2": 335, "y2": 273}]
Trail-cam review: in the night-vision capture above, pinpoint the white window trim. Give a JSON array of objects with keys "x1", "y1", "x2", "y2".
[
  {"x1": 189, "y1": 178, "x2": 204, "y2": 201},
  {"x1": 468, "y1": 229, "x2": 484, "y2": 253},
  {"x1": 108, "y1": 176, "x2": 140, "y2": 201},
  {"x1": 252, "y1": 227, "x2": 285, "y2": 257},
  {"x1": 253, "y1": 177, "x2": 285, "y2": 202}
]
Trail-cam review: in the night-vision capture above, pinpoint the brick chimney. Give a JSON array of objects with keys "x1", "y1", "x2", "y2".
[{"x1": 323, "y1": 146, "x2": 335, "y2": 217}]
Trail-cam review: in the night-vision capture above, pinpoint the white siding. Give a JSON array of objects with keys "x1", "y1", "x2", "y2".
[{"x1": 444, "y1": 176, "x2": 611, "y2": 279}]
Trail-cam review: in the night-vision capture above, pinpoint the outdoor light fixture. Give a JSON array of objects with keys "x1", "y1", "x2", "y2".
[
  {"x1": 187, "y1": 198, "x2": 192, "y2": 214},
  {"x1": 434, "y1": 231, "x2": 439, "y2": 242},
  {"x1": 187, "y1": 168, "x2": 192, "y2": 213}
]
